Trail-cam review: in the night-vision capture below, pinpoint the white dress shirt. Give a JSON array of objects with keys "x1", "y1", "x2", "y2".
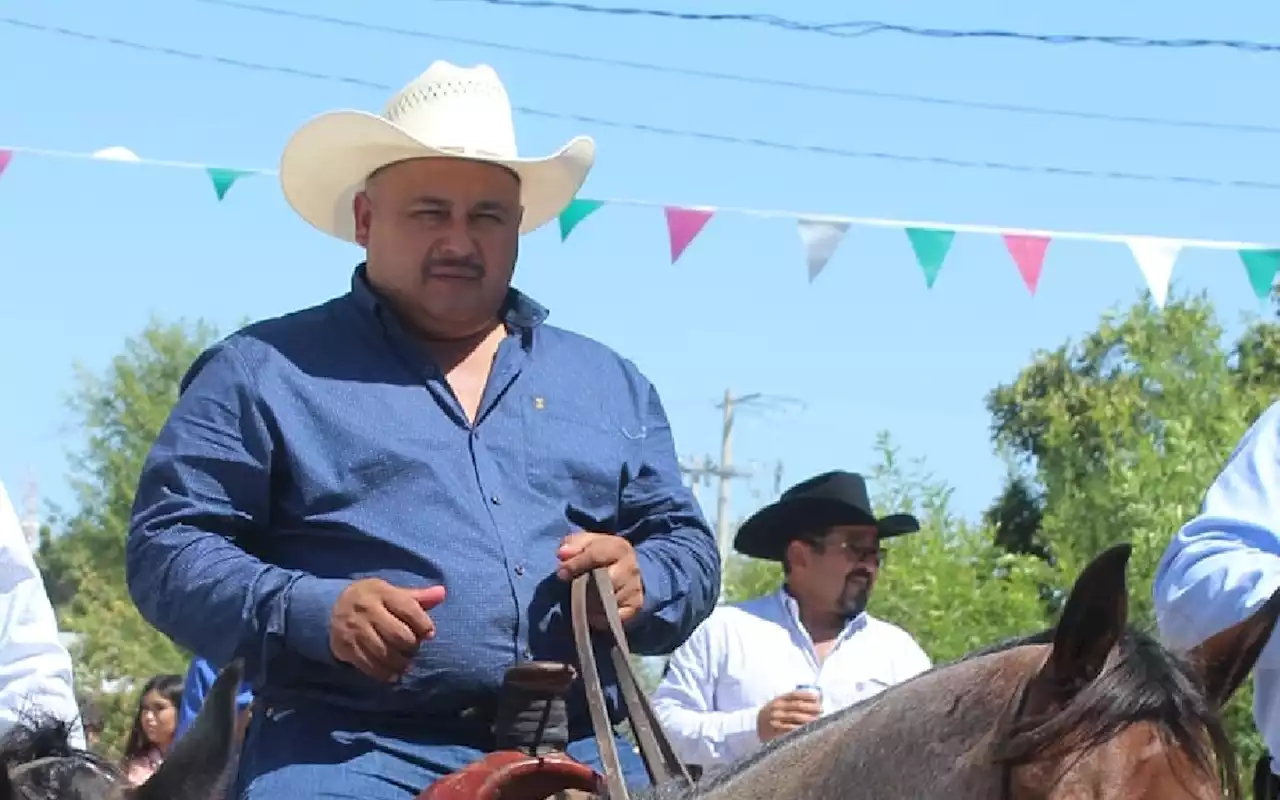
[
  {"x1": 651, "y1": 586, "x2": 932, "y2": 767},
  {"x1": 1152, "y1": 400, "x2": 1280, "y2": 774},
  {"x1": 0, "y1": 481, "x2": 84, "y2": 749}
]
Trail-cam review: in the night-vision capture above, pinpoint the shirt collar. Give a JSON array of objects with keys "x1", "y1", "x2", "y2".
[
  {"x1": 776, "y1": 583, "x2": 867, "y2": 642},
  {"x1": 347, "y1": 262, "x2": 549, "y2": 333}
]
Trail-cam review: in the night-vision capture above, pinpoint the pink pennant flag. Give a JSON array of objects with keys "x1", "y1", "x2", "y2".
[
  {"x1": 664, "y1": 207, "x2": 715, "y2": 263},
  {"x1": 1002, "y1": 234, "x2": 1052, "y2": 295},
  {"x1": 0, "y1": 150, "x2": 11, "y2": 181}
]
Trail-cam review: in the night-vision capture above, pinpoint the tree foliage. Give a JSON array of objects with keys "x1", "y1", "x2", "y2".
[
  {"x1": 36, "y1": 316, "x2": 220, "y2": 756},
  {"x1": 984, "y1": 288, "x2": 1280, "y2": 774}
]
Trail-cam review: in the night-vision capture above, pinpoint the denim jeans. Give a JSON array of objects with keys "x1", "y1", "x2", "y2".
[{"x1": 232, "y1": 702, "x2": 650, "y2": 799}]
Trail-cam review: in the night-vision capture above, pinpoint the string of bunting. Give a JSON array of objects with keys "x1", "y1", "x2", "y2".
[{"x1": 2, "y1": 143, "x2": 1278, "y2": 306}]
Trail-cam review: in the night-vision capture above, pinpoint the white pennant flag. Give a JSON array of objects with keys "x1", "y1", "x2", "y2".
[
  {"x1": 797, "y1": 218, "x2": 852, "y2": 282},
  {"x1": 1125, "y1": 236, "x2": 1182, "y2": 309}
]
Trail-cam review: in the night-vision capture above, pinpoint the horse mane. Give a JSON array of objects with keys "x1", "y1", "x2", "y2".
[
  {"x1": 978, "y1": 627, "x2": 1240, "y2": 799},
  {"x1": 0, "y1": 714, "x2": 121, "y2": 800},
  {"x1": 634, "y1": 625, "x2": 1238, "y2": 798}
]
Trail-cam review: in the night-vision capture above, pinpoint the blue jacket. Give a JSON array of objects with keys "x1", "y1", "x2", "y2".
[{"x1": 176, "y1": 656, "x2": 255, "y2": 740}]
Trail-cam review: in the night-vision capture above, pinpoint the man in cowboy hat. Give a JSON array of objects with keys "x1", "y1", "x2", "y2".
[
  {"x1": 651, "y1": 470, "x2": 931, "y2": 768},
  {"x1": 125, "y1": 61, "x2": 719, "y2": 800}
]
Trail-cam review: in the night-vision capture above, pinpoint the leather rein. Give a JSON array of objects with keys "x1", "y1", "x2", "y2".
[{"x1": 571, "y1": 568, "x2": 693, "y2": 799}]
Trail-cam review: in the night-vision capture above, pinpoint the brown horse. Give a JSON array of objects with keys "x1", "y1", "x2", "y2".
[{"x1": 625, "y1": 542, "x2": 1279, "y2": 800}]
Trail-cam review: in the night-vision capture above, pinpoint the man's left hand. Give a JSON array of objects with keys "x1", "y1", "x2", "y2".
[{"x1": 556, "y1": 532, "x2": 644, "y2": 631}]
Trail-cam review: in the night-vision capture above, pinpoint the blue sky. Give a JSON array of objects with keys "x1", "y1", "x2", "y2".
[{"x1": 0, "y1": 0, "x2": 1276, "y2": 532}]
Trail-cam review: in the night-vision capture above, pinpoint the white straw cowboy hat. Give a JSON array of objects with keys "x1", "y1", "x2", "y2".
[{"x1": 279, "y1": 60, "x2": 596, "y2": 242}]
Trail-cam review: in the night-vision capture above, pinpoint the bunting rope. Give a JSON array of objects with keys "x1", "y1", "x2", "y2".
[{"x1": 1, "y1": 143, "x2": 1277, "y2": 305}]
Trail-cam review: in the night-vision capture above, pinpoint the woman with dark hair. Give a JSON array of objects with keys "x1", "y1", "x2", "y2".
[{"x1": 120, "y1": 673, "x2": 182, "y2": 786}]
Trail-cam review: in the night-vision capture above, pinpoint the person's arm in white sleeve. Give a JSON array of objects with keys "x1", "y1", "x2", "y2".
[
  {"x1": 894, "y1": 632, "x2": 932, "y2": 682},
  {"x1": 650, "y1": 616, "x2": 760, "y2": 767},
  {"x1": 1153, "y1": 400, "x2": 1280, "y2": 666},
  {"x1": 0, "y1": 483, "x2": 84, "y2": 749}
]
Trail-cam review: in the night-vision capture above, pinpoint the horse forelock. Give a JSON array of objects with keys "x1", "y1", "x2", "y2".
[
  {"x1": 0, "y1": 715, "x2": 122, "y2": 800},
  {"x1": 989, "y1": 627, "x2": 1238, "y2": 798}
]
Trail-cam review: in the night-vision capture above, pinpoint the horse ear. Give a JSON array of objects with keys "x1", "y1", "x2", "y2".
[
  {"x1": 1042, "y1": 544, "x2": 1132, "y2": 688},
  {"x1": 0, "y1": 764, "x2": 14, "y2": 800},
  {"x1": 1186, "y1": 585, "x2": 1280, "y2": 709},
  {"x1": 128, "y1": 659, "x2": 245, "y2": 800}
]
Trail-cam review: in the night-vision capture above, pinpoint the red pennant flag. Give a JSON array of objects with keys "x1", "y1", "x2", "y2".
[
  {"x1": 0, "y1": 150, "x2": 11, "y2": 181},
  {"x1": 1002, "y1": 234, "x2": 1052, "y2": 295},
  {"x1": 664, "y1": 207, "x2": 715, "y2": 263}
]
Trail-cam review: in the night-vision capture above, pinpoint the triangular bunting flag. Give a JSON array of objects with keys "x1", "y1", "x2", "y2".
[
  {"x1": 1125, "y1": 236, "x2": 1181, "y2": 309},
  {"x1": 207, "y1": 167, "x2": 252, "y2": 201},
  {"x1": 1239, "y1": 249, "x2": 1280, "y2": 301},
  {"x1": 797, "y1": 218, "x2": 851, "y2": 282},
  {"x1": 0, "y1": 150, "x2": 10, "y2": 181},
  {"x1": 665, "y1": 207, "x2": 715, "y2": 263},
  {"x1": 1002, "y1": 234, "x2": 1052, "y2": 295},
  {"x1": 904, "y1": 227, "x2": 956, "y2": 288},
  {"x1": 558, "y1": 198, "x2": 605, "y2": 241}
]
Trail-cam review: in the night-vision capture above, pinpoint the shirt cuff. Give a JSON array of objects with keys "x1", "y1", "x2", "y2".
[{"x1": 284, "y1": 576, "x2": 350, "y2": 665}]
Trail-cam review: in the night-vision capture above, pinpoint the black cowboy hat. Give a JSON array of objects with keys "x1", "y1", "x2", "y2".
[{"x1": 733, "y1": 470, "x2": 920, "y2": 562}]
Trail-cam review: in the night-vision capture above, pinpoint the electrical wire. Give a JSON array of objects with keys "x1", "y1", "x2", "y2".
[
  {"x1": 192, "y1": 0, "x2": 1280, "y2": 137},
  {"x1": 3, "y1": 16, "x2": 1278, "y2": 192},
  {"x1": 434, "y1": 0, "x2": 1280, "y2": 53}
]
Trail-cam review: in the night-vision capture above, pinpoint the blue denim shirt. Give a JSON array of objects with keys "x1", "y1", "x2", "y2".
[{"x1": 126, "y1": 265, "x2": 720, "y2": 736}]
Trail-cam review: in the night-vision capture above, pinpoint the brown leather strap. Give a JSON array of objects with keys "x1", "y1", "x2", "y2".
[{"x1": 571, "y1": 568, "x2": 693, "y2": 799}]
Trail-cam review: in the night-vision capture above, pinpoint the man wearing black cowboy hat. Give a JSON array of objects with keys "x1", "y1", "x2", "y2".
[{"x1": 651, "y1": 470, "x2": 932, "y2": 768}]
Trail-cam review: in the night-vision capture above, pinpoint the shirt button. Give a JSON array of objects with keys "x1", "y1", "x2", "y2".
[
  {"x1": 514, "y1": 565, "x2": 525, "y2": 576},
  {"x1": 490, "y1": 495, "x2": 501, "y2": 505}
]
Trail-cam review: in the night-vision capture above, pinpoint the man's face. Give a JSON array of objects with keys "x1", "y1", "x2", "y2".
[
  {"x1": 794, "y1": 524, "x2": 882, "y2": 619},
  {"x1": 353, "y1": 157, "x2": 523, "y2": 340}
]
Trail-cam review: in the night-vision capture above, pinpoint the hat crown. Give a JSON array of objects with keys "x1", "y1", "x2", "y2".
[
  {"x1": 380, "y1": 61, "x2": 520, "y2": 161},
  {"x1": 781, "y1": 470, "x2": 870, "y2": 507}
]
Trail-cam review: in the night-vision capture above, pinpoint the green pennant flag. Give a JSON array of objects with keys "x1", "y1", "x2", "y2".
[
  {"x1": 558, "y1": 198, "x2": 606, "y2": 241},
  {"x1": 1239, "y1": 249, "x2": 1280, "y2": 301},
  {"x1": 206, "y1": 167, "x2": 252, "y2": 201},
  {"x1": 905, "y1": 227, "x2": 956, "y2": 288}
]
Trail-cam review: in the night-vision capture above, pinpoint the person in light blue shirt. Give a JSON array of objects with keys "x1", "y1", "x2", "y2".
[
  {"x1": 176, "y1": 657, "x2": 255, "y2": 741},
  {"x1": 1152, "y1": 399, "x2": 1280, "y2": 786}
]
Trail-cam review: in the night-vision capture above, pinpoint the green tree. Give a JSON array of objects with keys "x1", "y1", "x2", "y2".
[
  {"x1": 38, "y1": 316, "x2": 221, "y2": 756},
  {"x1": 984, "y1": 288, "x2": 1280, "y2": 774},
  {"x1": 722, "y1": 433, "x2": 1054, "y2": 664}
]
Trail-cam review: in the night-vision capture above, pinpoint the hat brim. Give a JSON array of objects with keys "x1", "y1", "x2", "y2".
[
  {"x1": 733, "y1": 497, "x2": 920, "y2": 562},
  {"x1": 278, "y1": 109, "x2": 596, "y2": 242}
]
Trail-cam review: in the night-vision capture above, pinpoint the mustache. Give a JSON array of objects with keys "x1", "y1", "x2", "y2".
[{"x1": 423, "y1": 257, "x2": 484, "y2": 277}]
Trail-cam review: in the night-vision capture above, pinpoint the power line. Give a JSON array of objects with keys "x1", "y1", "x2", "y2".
[
  {"x1": 193, "y1": 0, "x2": 1280, "y2": 137},
  {"x1": 5, "y1": 16, "x2": 1279, "y2": 192},
  {"x1": 432, "y1": 0, "x2": 1280, "y2": 53}
]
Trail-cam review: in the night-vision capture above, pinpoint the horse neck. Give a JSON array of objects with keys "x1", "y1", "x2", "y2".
[{"x1": 693, "y1": 653, "x2": 1031, "y2": 800}]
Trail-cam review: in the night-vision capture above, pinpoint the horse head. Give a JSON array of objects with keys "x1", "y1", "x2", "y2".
[
  {"x1": 646, "y1": 543, "x2": 1280, "y2": 800},
  {"x1": 995, "y1": 542, "x2": 1280, "y2": 798},
  {"x1": 0, "y1": 659, "x2": 246, "y2": 800}
]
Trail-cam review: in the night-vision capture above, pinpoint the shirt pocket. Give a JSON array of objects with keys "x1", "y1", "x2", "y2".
[{"x1": 521, "y1": 393, "x2": 638, "y2": 521}]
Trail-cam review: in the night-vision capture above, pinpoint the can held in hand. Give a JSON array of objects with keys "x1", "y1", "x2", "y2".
[{"x1": 796, "y1": 683, "x2": 825, "y2": 716}]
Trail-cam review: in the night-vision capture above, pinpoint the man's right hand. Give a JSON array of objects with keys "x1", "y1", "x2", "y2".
[
  {"x1": 328, "y1": 579, "x2": 447, "y2": 682},
  {"x1": 756, "y1": 690, "x2": 822, "y2": 742}
]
